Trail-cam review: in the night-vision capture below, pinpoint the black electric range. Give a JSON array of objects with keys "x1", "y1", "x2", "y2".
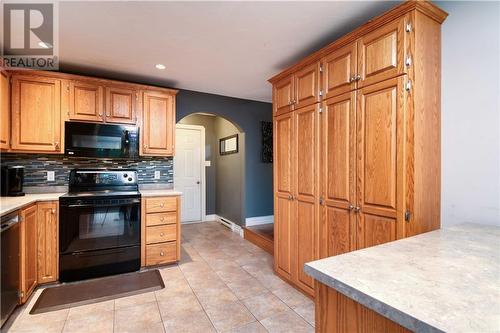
[{"x1": 59, "y1": 169, "x2": 141, "y2": 282}]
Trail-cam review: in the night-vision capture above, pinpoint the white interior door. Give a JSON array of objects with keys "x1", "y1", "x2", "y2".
[{"x1": 174, "y1": 125, "x2": 204, "y2": 223}]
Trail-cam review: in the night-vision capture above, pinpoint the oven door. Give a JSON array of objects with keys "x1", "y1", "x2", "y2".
[
  {"x1": 64, "y1": 122, "x2": 139, "y2": 158},
  {"x1": 59, "y1": 198, "x2": 141, "y2": 255}
]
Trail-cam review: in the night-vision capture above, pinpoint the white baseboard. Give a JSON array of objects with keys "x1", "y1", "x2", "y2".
[
  {"x1": 215, "y1": 215, "x2": 244, "y2": 237},
  {"x1": 245, "y1": 215, "x2": 274, "y2": 227},
  {"x1": 204, "y1": 214, "x2": 217, "y2": 222}
]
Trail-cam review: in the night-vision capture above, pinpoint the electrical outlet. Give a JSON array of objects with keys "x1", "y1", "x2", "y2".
[
  {"x1": 154, "y1": 170, "x2": 161, "y2": 179},
  {"x1": 47, "y1": 171, "x2": 55, "y2": 182}
]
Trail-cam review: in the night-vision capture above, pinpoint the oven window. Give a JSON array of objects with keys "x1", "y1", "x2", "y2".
[
  {"x1": 72, "y1": 134, "x2": 121, "y2": 149},
  {"x1": 79, "y1": 207, "x2": 126, "y2": 239}
]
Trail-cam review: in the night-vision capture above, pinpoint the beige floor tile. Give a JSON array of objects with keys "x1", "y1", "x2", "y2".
[
  {"x1": 260, "y1": 310, "x2": 314, "y2": 333},
  {"x1": 163, "y1": 310, "x2": 216, "y2": 333},
  {"x1": 67, "y1": 299, "x2": 114, "y2": 320},
  {"x1": 204, "y1": 301, "x2": 255, "y2": 332},
  {"x1": 157, "y1": 292, "x2": 203, "y2": 318},
  {"x1": 114, "y1": 301, "x2": 161, "y2": 332},
  {"x1": 224, "y1": 321, "x2": 269, "y2": 333},
  {"x1": 63, "y1": 310, "x2": 114, "y2": 333},
  {"x1": 271, "y1": 286, "x2": 311, "y2": 308},
  {"x1": 293, "y1": 302, "x2": 315, "y2": 327},
  {"x1": 227, "y1": 276, "x2": 267, "y2": 300},
  {"x1": 216, "y1": 266, "x2": 254, "y2": 284},
  {"x1": 241, "y1": 292, "x2": 289, "y2": 321},
  {"x1": 114, "y1": 321, "x2": 165, "y2": 333},
  {"x1": 155, "y1": 278, "x2": 193, "y2": 300},
  {"x1": 8, "y1": 316, "x2": 66, "y2": 333},
  {"x1": 194, "y1": 285, "x2": 238, "y2": 308},
  {"x1": 114, "y1": 291, "x2": 157, "y2": 309}
]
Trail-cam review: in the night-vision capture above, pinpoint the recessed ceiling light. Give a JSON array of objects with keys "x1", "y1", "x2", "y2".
[
  {"x1": 38, "y1": 41, "x2": 52, "y2": 48},
  {"x1": 155, "y1": 64, "x2": 166, "y2": 70}
]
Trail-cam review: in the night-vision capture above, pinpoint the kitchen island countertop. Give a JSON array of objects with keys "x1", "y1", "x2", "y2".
[{"x1": 305, "y1": 223, "x2": 500, "y2": 333}]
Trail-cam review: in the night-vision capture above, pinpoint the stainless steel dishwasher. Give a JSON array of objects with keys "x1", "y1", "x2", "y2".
[{"x1": 1, "y1": 211, "x2": 20, "y2": 327}]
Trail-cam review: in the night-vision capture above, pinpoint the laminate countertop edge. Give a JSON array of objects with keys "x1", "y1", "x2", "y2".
[{"x1": 1, "y1": 189, "x2": 183, "y2": 216}]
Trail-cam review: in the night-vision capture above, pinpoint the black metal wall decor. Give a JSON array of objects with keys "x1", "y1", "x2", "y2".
[
  {"x1": 219, "y1": 134, "x2": 239, "y2": 155},
  {"x1": 261, "y1": 121, "x2": 273, "y2": 163}
]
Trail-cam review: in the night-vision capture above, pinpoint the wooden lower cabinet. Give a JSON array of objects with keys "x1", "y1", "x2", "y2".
[
  {"x1": 19, "y1": 205, "x2": 38, "y2": 303},
  {"x1": 37, "y1": 202, "x2": 59, "y2": 284},
  {"x1": 1, "y1": 70, "x2": 10, "y2": 150},
  {"x1": 315, "y1": 282, "x2": 411, "y2": 333},
  {"x1": 141, "y1": 196, "x2": 181, "y2": 267}
]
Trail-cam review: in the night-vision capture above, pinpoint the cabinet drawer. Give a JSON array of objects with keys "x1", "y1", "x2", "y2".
[
  {"x1": 145, "y1": 197, "x2": 177, "y2": 213},
  {"x1": 146, "y1": 212, "x2": 177, "y2": 227},
  {"x1": 146, "y1": 224, "x2": 176, "y2": 244},
  {"x1": 146, "y1": 242, "x2": 177, "y2": 266}
]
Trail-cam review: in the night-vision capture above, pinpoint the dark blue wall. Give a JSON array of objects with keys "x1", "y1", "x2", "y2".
[{"x1": 176, "y1": 90, "x2": 273, "y2": 219}]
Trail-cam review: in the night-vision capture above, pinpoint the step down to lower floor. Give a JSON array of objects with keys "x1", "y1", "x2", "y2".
[{"x1": 243, "y1": 223, "x2": 274, "y2": 255}]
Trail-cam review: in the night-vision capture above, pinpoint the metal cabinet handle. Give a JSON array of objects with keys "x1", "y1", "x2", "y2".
[
  {"x1": 160, "y1": 251, "x2": 165, "y2": 256},
  {"x1": 160, "y1": 203, "x2": 164, "y2": 207},
  {"x1": 55, "y1": 142, "x2": 60, "y2": 150},
  {"x1": 349, "y1": 76, "x2": 356, "y2": 83},
  {"x1": 348, "y1": 204, "x2": 355, "y2": 211},
  {"x1": 353, "y1": 206, "x2": 361, "y2": 213},
  {"x1": 144, "y1": 144, "x2": 148, "y2": 148},
  {"x1": 51, "y1": 209, "x2": 56, "y2": 214},
  {"x1": 160, "y1": 232, "x2": 164, "y2": 237},
  {"x1": 288, "y1": 194, "x2": 293, "y2": 201},
  {"x1": 160, "y1": 217, "x2": 164, "y2": 222}
]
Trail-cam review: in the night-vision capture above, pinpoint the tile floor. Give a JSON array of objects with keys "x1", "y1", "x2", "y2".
[{"x1": 3, "y1": 221, "x2": 315, "y2": 333}]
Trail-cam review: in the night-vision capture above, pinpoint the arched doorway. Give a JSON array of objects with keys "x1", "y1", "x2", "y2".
[{"x1": 175, "y1": 113, "x2": 245, "y2": 229}]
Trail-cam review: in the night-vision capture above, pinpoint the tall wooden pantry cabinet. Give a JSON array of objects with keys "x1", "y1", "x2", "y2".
[{"x1": 270, "y1": 0, "x2": 447, "y2": 297}]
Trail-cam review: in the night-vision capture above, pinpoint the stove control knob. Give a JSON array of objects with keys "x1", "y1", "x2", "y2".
[
  {"x1": 128, "y1": 177, "x2": 133, "y2": 182},
  {"x1": 123, "y1": 174, "x2": 128, "y2": 178}
]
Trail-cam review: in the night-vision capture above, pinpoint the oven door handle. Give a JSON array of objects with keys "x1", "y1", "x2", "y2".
[{"x1": 66, "y1": 200, "x2": 140, "y2": 208}]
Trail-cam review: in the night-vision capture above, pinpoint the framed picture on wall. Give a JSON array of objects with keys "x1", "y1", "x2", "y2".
[
  {"x1": 219, "y1": 134, "x2": 238, "y2": 155},
  {"x1": 261, "y1": 121, "x2": 272, "y2": 163}
]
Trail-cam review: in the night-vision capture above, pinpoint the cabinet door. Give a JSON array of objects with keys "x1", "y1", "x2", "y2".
[
  {"x1": 322, "y1": 42, "x2": 357, "y2": 99},
  {"x1": 293, "y1": 104, "x2": 319, "y2": 295},
  {"x1": 274, "y1": 112, "x2": 294, "y2": 279},
  {"x1": 69, "y1": 81, "x2": 104, "y2": 122},
  {"x1": 356, "y1": 76, "x2": 405, "y2": 249},
  {"x1": 142, "y1": 91, "x2": 175, "y2": 156},
  {"x1": 37, "y1": 202, "x2": 58, "y2": 284},
  {"x1": 11, "y1": 75, "x2": 62, "y2": 152},
  {"x1": 105, "y1": 86, "x2": 137, "y2": 124},
  {"x1": 1, "y1": 71, "x2": 10, "y2": 150},
  {"x1": 358, "y1": 17, "x2": 406, "y2": 88},
  {"x1": 294, "y1": 62, "x2": 320, "y2": 109},
  {"x1": 321, "y1": 92, "x2": 357, "y2": 258},
  {"x1": 273, "y1": 75, "x2": 294, "y2": 116},
  {"x1": 20, "y1": 205, "x2": 37, "y2": 303}
]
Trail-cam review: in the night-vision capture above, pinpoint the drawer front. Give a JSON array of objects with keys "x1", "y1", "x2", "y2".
[
  {"x1": 146, "y1": 212, "x2": 177, "y2": 227},
  {"x1": 146, "y1": 242, "x2": 177, "y2": 266},
  {"x1": 145, "y1": 197, "x2": 177, "y2": 213},
  {"x1": 146, "y1": 224, "x2": 177, "y2": 244}
]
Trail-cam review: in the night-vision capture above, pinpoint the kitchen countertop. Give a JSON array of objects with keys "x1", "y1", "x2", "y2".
[
  {"x1": 304, "y1": 224, "x2": 500, "y2": 333},
  {"x1": 1, "y1": 189, "x2": 182, "y2": 216}
]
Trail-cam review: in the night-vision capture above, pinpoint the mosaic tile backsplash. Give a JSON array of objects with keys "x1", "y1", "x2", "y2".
[{"x1": 0, "y1": 153, "x2": 173, "y2": 187}]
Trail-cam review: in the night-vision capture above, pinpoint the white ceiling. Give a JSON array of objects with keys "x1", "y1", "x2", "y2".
[{"x1": 58, "y1": 1, "x2": 400, "y2": 102}]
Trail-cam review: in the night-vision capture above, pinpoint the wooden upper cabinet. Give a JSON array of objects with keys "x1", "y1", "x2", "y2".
[
  {"x1": 294, "y1": 62, "x2": 320, "y2": 109},
  {"x1": 273, "y1": 75, "x2": 294, "y2": 116},
  {"x1": 69, "y1": 81, "x2": 104, "y2": 122},
  {"x1": 11, "y1": 75, "x2": 62, "y2": 153},
  {"x1": 358, "y1": 17, "x2": 406, "y2": 87},
  {"x1": 321, "y1": 92, "x2": 357, "y2": 258},
  {"x1": 1, "y1": 71, "x2": 10, "y2": 150},
  {"x1": 142, "y1": 90, "x2": 175, "y2": 156},
  {"x1": 356, "y1": 76, "x2": 405, "y2": 250},
  {"x1": 20, "y1": 204, "x2": 38, "y2": 303},
  {"x1": 37, "y1": 202, "x2": 58, "y2": 284},
  {"x1": 322, "y1": 42, "x2": 357, "y2": 99},
  {"x1": 105, "y1": 86, "x2": 138, "y2": 124}
]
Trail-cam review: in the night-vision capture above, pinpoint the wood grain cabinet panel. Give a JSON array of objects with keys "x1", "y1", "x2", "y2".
[
  {"x1": 142, "y1": 90, "x2": 175, "y2": 156},
  {"x1": 105, "y1": 86, "x2": 137, "y2": 124},
  {"x1": 273, "y1": 75, "x2": 294, "y2": 116},
  {"x1": 145, "y1": 242, "x2": 177, "y2": 266},
  {"x1": 37, "y1": 202, "x2": 58, "y2": 284},
  {"x1": 11, "y1": 75, "x2": 62, "y2": 153},
  {"x1": 358, "y1": 17, "x2": 406, "y2": 87},
  {"x1": 69, "y1": 81, "x2": 104, "y2": 122},
  {"x1": 356, "y1": 76, "x2": 405, "y2": 250},
  {"x1": 322, "y1": 42, "x2": 357, "y2": 99},
  {"x1": 146, "y1": 212, "x2": 177, "y2": 227},
  {"x1": 1, "y1": 71, "x2": 10, "y2": 150},
  {"x1": 146, "y1": 224, "x2": 177, "y2": 244},
  {"x1": 145, "y1": 197, "x2": 177, "y2": 213},
  {"x1": 20, "y1": 205, "x2": 38, "y2": 303},
  {"x1": 294, "y1": 62, "x2": 320, "y2": 109}
]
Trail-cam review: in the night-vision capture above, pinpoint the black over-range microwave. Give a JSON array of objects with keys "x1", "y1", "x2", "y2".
[{"x1": 65, "y1": 122, "x2": 139, "y2": 159}]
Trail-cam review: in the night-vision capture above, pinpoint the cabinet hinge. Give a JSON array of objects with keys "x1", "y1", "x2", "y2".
[
  {"x1": 404, "y1": 210, "x2": 411, "y2": 222},
  {"x1": 319, "y1": 90, "x2": 323, "y2": 97},
  {"x1": 405, "y1": 80, "x2": 412, "y2": 92},
  {"x1": 319, "y1": 107, "x2": 323, "y2": 114},
  {"x1": 66, "y1": 86, "x2": 70, "y2": 92},
  {"x1": 319, "y1": 64, "x2": 323, "y2": 73},
  {"x1": 405, "y1": 22, "x2": 412, "y2": 33},
  {"x1": 18, "y1": 290, "x2": 24, "y2": 299},
  {"x1": 319, "y1": 196, "x2": 324, "y2": 206},
  {"x1": 405, "y1": 55, "x2": 412, "y2": 67}
]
